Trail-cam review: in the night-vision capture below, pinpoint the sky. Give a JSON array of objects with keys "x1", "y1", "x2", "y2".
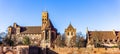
[{"x1": 0, "y1": 0, "x2": 120, "y2": 35}]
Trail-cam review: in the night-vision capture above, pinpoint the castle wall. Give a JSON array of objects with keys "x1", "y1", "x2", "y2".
[{"x1": 1, "y1": 46, "x2": 120, "y2": 54}]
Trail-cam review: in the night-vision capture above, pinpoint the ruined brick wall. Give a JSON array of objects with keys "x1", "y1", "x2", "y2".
[
  {"x1": 1, "y1": 46, "x2": 120, "y2": 54},
  {"x1": 51, "y1": 47, "x2": 120, "y2": 54}
]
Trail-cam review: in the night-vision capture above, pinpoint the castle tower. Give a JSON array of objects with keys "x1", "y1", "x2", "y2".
[
  {"x1": 8, "y1": 26, "x2": 12, "y2": 35},
  {"x1": 65, "y1": 23, "x2": 76, "y2": 47},
  {"x1": 42, "y1": 11, "x2": 49, "y2": 30},
  {"x1": 41, "y1": 11, "x2": 53, "y2": 48}
]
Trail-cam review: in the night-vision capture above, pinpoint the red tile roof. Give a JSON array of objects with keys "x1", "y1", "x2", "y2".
[
  {"x1": 20, "y1": 26, "x2": 42, "y2": 34},
  {"x1": 88, "y1": 31, "x2": 120, "y2": 40}
]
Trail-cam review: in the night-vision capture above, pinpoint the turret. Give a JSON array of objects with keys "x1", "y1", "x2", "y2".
[
  {"x1": 16, "y1": 26, "x2": 20, "y2": 34},
  {"x1": 13, "y1": 22, "x2": 17, "y2": 28},
  {"x1": 8, "y1": 26, "x2": 12, "y2": 34},
  {"x1": 42, "y1": 11, "x2": 49, "y2": 28},
  {"x1": 65, "y1": 23, "x2": 76, "y2": 47}
]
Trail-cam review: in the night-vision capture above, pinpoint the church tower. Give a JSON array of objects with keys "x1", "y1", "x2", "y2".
[
  {"x1": 65, "y1": 23, "x2": 76, "y2": 47},
  {"x1": 42, "y1": 11, "x2": 49, "y2": 30},
  {"x1": 41, "y1": 11, "x2": 55, "y2": 48}
]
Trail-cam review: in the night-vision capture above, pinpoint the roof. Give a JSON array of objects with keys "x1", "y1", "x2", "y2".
[
  {"x1": 67, "y1": 23, "x2": 74, "y2": 29},
  {"x1": 88, "y1": 31, "x2": 120, "y2": 40},
  {"x1": 20, "y1": 26, "x2": 42, "y2": 34},
  {"x1": 42, "y1": 19, "x2": 56, "y2": 31}
]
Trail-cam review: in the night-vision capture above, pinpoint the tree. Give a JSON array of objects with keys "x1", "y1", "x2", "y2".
[
  {"x1": 0, "y1": 32, "x2": 7, "y2": 45},
  {"x1": 2, "y1": 36, "x2": 14, "y2": 46},
  {"x1": 76, "y1": 32, "x2": 86, "y2": 48},
  {"x1": 60, "y1": 33, "x2": 66, "y2": 47},
  {"x1": 54, "y1": 35, "x2": 61, "y2": 47},
  {"x1": 0, "y1": 36, "x2": 2, "y2": 45},
  {"x1": 54, "y1": 33, "x2": 66, "y2": 47},
  {"x1": 23, "y1": 36, "x2": 31, "y2": 45}
]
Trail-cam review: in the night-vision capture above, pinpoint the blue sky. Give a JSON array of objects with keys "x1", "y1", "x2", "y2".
[{"x1": 0, "y1": 0, "x2": 120, "y2": 34}]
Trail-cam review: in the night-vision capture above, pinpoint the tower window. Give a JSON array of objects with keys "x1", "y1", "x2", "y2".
[
  {"x1": 71, "y1": 32, "x2": 73, "y2": 35},
  {"x1": 45, "y1": 19, "x2": 47, "y2": 20},
  {"x1": 67, "y1": 32, "x2": 69, "y2": 36},
  {"x1": 42, "y1": 19, "x2": 44, "y2": 21},
  {"x1": 42, "y1": 16, "x2": 44, "y2": 18}
]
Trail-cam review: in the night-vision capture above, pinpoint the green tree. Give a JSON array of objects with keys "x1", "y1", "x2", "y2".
[
  {"x1": 3, "y1": 36, "x2": 14, "y2": 46},
  {"x1": 23, "y1": 36, "x2": 31, "y2": 45}
]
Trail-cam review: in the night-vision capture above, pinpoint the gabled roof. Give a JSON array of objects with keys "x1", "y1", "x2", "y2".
[
  {"x1": 43, "y1": 19, "x2": 57, "y2": 31},
  {"x1": 88, "y1": 31, "x2": 120, "y2": 40},
  {"x1": 20, "y1": 26, "x2": 42, "y2": 34},
  {"x1": 46, "y1": 19, "x2": 54, "y2": 28},
  {"x1": 67, "y1": 23, "x2": 74, "y2": 29}
]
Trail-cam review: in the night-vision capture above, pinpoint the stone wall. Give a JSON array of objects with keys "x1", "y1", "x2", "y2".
[
  {"x1": 1, "y1": 46, "x2": 120, "y2": 54},
  {"x1": 0, "y1": 45, "x2": 29, "y2": 54},
  {"x1": 51, "y1": 47, "x2": 120, "y2": 54}
]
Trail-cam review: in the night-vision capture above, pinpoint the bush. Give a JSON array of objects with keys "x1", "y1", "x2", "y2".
[{"x1": 23, "y1": 36, "x2": 31, "y2": 45}]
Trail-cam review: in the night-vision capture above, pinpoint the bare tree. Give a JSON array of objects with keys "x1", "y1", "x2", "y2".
[
  {"x1": 76, "y1": 32, "x2": 86, "y2": 48},
  {"x1": 60, "y1": 33, "x2": 66, "y2": 47},
  {"x1": 54, "y1": 33, "x2": 66, "y2": 47}
]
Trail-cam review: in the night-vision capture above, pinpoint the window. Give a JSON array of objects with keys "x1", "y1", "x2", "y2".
[
  {"x1": 67, "y1": 32, "x2": 69, "y2": 35},
  {"x1": 110, "y1": 40, "x2": 112, "y2": 42},
  {"x1": 99, "y1": 40, "x2": 101, "y2": 42},
  {"x1": 115, "y1": 40, "x2": 117, "y2": 42},
  {"x1": 71, "y1": 32, "x2": 73, "y2": 35},
  {"x1": 42, "y1": 16, "x2": 44, "y2": 18},
  {"x1": 42, "y1": 19, "x2": 44, "y2": 21},
  {"x1": 104, "y1": 40, "x2": 107, "y2": 42}
]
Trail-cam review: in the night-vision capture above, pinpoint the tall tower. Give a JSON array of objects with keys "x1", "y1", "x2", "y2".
[
  {"x1": 65, "y1": 23, "x2": 76, "y2": 47},
  {"x1": 42, "y1": 11, "x2": 49, "y2": 29},
  {"x1": 41, "y1": 11, "x2": 51, "y2": 48}
]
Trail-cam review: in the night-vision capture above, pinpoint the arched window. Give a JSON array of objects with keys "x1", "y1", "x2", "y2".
[{"x1": 67, "y1": 32, "x2": 69, "y2": 36}]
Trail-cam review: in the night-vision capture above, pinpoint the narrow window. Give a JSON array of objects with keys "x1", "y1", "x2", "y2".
[
  {"x1": 71, "y1": 32, "x2": 73, "y2": 35},
  {"x1": 67, "y1": 32, "x2": 69, "y2": 36}
]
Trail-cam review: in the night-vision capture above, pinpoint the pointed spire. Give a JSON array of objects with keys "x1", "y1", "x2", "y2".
[
  {"x1": 86, "y1": 27, "x2": 89, "y2": 34},
  {"x1": 13, "y1": 22, "x2": 17, "y2": 28},
  {"x1": 70, "y1": 21, "x2": 71, "y2": 25},
  {"x1": 68, "y1": 22, "x2": 74, "y2": 29}
]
